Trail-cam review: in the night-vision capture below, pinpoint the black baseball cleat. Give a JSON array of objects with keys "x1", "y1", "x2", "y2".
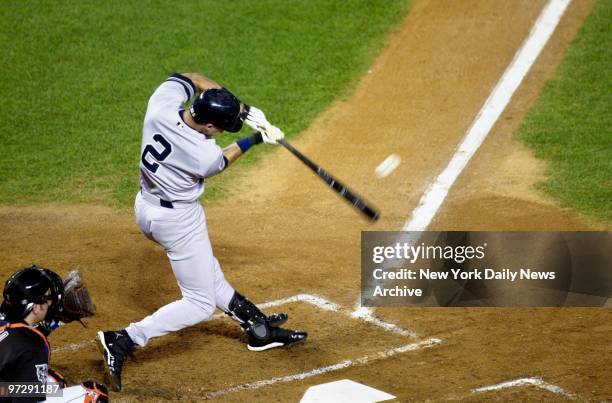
[
  {"x1": 266, "y1": 312, "x2": 288, "y2": 327},
  {"x1": 247, "y1": 327, "x2": 308, "y2": 352},
  {"x1": 97, "y1": 330, "x2": 135, "y2": 392}
]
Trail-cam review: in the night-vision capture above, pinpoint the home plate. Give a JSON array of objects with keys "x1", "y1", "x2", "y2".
[{"x1": 301, "y1": 379, "x2": 395, "y2": 402}]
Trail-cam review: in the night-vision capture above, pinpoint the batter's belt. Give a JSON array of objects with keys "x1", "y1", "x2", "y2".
[{"x1": 140, "y1": 190, "x2": 196, "y2": 209}]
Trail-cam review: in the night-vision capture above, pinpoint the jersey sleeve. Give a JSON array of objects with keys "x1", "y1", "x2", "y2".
[
  {"x1": 147, "y1": 74, "x2": 197, "y2": 112},
  {"x1": 200, "y1": 142, "x2": 227, "y2": 178}
]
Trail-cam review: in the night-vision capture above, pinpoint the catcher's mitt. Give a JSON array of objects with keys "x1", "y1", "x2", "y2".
[{"x1": 56, "y1": 270, "x2": 96, "y2": 325}]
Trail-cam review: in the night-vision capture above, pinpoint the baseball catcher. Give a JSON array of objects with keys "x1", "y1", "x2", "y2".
[
  {"x1": 97, "y1": 72, "x2": 307, "y2": 392},
  {"x1": 0, "y1": 265, "x2": 108, "y2": 402}
]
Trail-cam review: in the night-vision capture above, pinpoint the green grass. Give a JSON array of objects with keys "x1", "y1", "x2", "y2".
[
  {"x1": 0, "y1": 0, "x2": 411, "y2": 207},
  {"x1": 517, "y1": 0, "x2": 611, "y2": 223}
]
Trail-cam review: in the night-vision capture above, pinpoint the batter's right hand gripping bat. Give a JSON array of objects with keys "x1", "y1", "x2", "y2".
[{"x1": 278, "y1": 139, "x2": 380, "y2": 222}]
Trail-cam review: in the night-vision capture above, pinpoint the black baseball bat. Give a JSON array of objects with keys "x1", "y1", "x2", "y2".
[{"x1": 278, "y1": 138, "x2": 380, "y2": 222}]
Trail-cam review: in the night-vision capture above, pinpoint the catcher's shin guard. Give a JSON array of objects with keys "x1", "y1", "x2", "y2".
[{"x1": 82, "y1": 380, "x2": 109, "y2": 403}]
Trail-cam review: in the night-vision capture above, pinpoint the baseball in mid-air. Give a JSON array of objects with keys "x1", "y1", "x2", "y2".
[{"x1": 375, "y1": 154, "x2": 401, "y2": 178}]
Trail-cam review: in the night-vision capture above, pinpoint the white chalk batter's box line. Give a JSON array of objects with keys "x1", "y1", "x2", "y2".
[
  {"x1": 53, "y1": 293, "x2": 416, "y2": 354},
  {"x1": 440, "y1": 376, "x2": 579, "y2": 401},
  {"x1": 55, "y1": 296, "x2": 581, "y2": 399},
  {"x1": 211, "y1": 293, "x2": 417, "y2": 337},
  {"x1": 54, "y1": 294, "x2": 441, "y2": 399},
  {"x1": 200, "y1": 338, "x2": 441, "y2": 400},
  {"x1": 472, "y1": 377, "x2": 576, "y2": 399}
]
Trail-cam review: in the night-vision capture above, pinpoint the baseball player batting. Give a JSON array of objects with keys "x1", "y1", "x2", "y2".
[{"x1": 97, "y1": 73, "x2": 307, "y2": 391}]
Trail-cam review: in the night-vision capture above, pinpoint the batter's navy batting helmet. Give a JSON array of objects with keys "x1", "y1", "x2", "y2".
[
  {"x1": 189, "y1": 88, "x2": 246, "y2": 132},
  {"x1": 0, "y1": 265, "x2": 64, "y2": 322}
]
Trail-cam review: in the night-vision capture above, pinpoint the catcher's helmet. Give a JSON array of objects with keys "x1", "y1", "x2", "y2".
[
  {"x1": 0, "y1": 265, "x2": 64, "y2": 322},
  {"x1": 189, "y1": 88, "x2": 245, "y2": 132}
]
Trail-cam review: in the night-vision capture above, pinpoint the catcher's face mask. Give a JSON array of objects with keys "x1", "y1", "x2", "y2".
[{"x1": 41, "y1": 268, "x2": 64, "y2": 321}]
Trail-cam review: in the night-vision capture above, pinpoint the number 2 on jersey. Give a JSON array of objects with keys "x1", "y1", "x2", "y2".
[{"x1": 141, "y1": 134, "x2": 172, "y2": 173}]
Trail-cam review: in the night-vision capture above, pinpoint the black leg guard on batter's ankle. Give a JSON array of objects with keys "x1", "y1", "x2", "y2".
[
  {"x1": 226, "y1": 292, "x2": 307, "y2": 351},
  {"x1": 227, "y1": 293, "x2": 289, "y2": 329},
  {"x1": 227, "y1": 292, "x2": 273, "y2": 339},
  {"x1": 227, "y1": 292, "x2": 266, "y2": 338}
]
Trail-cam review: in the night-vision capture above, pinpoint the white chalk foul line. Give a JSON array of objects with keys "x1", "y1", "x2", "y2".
[
  {"x1": 472, "y1": 377, "x2": 576, "y2": 398},
  {"x1": 403, "y1": 0, "x2": 572, "y2": 232},
  {"x1": 202, "y1": 338, "x2": 441, "y2": 400}
]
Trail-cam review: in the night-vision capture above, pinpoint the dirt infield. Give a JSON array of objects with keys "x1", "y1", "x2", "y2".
[{"x1": 1, "y1": 0, "x2": 609, "y2": 401}]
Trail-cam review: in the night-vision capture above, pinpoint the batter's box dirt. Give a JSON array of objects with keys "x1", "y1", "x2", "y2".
[{"x1": 53, "y1": 295, "x2": 440, "y2": 401}]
